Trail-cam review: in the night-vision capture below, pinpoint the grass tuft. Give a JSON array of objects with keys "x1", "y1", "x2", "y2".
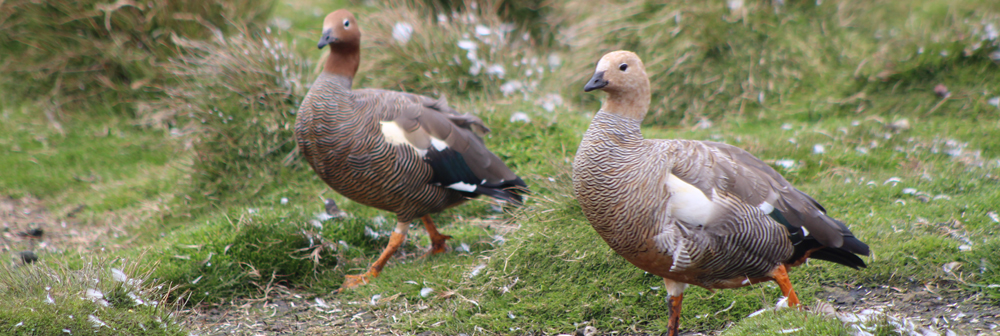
[
  {"x1": 146, "y1": 28, "x2": 312, "y2": 204},
  {"x1": 0, "y1": 0, "x2": 276, "y2": 110},
  {"x1": 0, "y1": 255, "x2": 183, "y2": 335}
]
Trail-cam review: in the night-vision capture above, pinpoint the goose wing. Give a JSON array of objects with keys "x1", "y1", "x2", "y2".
[{"x1": 354, "y1": 89, "x2": 527, "y2": 203}]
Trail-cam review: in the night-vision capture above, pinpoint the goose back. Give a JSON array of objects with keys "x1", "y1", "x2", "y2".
[{"x1": 296, "y1": 73, "x2": 524, "y2": 223}]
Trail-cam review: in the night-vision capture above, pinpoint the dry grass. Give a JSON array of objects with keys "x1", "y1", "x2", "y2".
[
  {"x1": 357, "y1": 0, "x2": 550, "y2": 100},
  {"x1": 0, "y1": 0, "x2": 276, "y2": 110},
  {"x1": 143, "y1": 27, "x2": 312, "y2": 202}
]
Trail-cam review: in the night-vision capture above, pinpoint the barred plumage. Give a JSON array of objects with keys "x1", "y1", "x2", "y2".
[
  {"x1": 297, "y1": 10, "x2": 527, "y2": 292},
  {"x1": 573, "y1": 51, "x2": 869, "y2": 336}
]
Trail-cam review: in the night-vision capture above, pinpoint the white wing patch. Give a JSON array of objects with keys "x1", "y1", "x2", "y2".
[
  {"x1": 801, "y1": 226, "x2": 810, "y2": 236},
  {"x1": 430, "y1": 137, "x2": 449, "y2": 151},
  {"x1": 758, "y1": 201, "x2": 774, "y2": 214},
  {"x1": 446, "y1": 182, "x2": 477, "y2": 192},
  {"x1": 665, "y1": 174, "x2": 716, "y2": 226},
  {"x1": 379, "y1": 121, "x2": 428, "y2": 156}
]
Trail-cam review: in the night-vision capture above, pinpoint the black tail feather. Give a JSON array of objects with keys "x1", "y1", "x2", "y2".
[
  {"x1": 475, "y1": 177, "x2": 529, "y2": 205},
  {"x1": 788, "y1": 237, "x2": 868, "y2": 270},
  {"x1": 809, "y1": 246, "x2": 868, "y2": 269}
]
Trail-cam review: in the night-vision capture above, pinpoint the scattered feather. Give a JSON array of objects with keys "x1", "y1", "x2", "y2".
[
  {"x1": 111, "y1": 268, "x2": 128, "y2": 282},
  {"x1": 942, "y1": 261, "x2": 961, "y2": 273},
  {"x1": 888, "y1": 118, "x2": 911, "y2": 131},
  {"x1": 781, "y1": 123, "x2": 793, "y2": 130},
  {"x1": 883, "y1": 177, "x2": 901, "y2": 185},
  {"x1": 536, "y1": 94, "x2": 563, "y2": 112},
  {"x1": 547, "y1": 54, "x2": 561, "y2": 69},
  {"x1": 404, "y1": 280, "x2": 419, "y2": 285},
  {"x1": 775, "y1": 159, "x2": 797, "y2": 169},
  {"x1": 315, "y1": 298, "x2": 329, "y2": 309},
  {"x1": 88, "y1": 315, "x2": 107, "y2": 328},
  {"x1": 310, "y1": 220, "x2": 323, "y2": 230},
  {"x1": 486, "y1": 64, "x2": 505, "y2": 77},
  {"x1": 45, "y1": 293, "x2": 55, "y2": 304},
  {"x1": 392, "y1": 22, "x2": 414, "y2": 44},
  {"x1": 280, "y1": 197, "x2": 288, "y2": 205},
  {"x1": 959, "y1": 245, "x2": 972, "y2": 252},
  {"x1": 85, "y1": 289, "x2": 109, "y2": 307},
  {"x1": 813, "y1": 144, "x2": 826, "y2": 154},
  {"x1": 499, "y1": 81, "x2": 523, "y2": 95},
  {"x1": 728, "y1": 0, "x2": 744, "y2": 11},
  {"x1": 775, "y1": 296, "x2": 789, "y2": 309},
  {"x1": 127, "y1": 292, "x2": 144, "y2": 305},
  {"x1": 778, "y1": 328, "x2": 802, "y2": 334},
  {"x1": 315, "y1": 212, "x2": 334, "y2": 222},
  {"x1": 457, "y1": 40, "x2": 477, "y2": 50},
  {"x1": 509, "y1": 112, "x2": 531, "y2": 123},
  {"x1": 989, "y1": 97, "x2": 1000, "y2": 108},
  {"x1": 988, "y1": 211, "x2": 999, "y2": 223},
  {"x1": 456, "y1": 242, "x2": 471, "y2": 253},
  {"x1": 469, "y1": 263, "x2": 487, "y2": 278},
  {"x1": 508, "y1": 311, "x2": 516, "y2": 319},
  {"x1": 475, "y1": 25, "x2": 491, "y2": 36},
  {"x1": 902, "y1": 188, "x2": 917, "y2": 195},
  {"x1": 420, "y1": 287, "x2": 434, "y2": 297},
  {"x1": 370, "y1": 294, "x2": 382, "y2": 305}
]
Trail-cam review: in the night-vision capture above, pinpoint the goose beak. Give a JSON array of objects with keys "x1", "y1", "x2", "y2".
[
  {"x1": 583, "y1": 71, "x2": 608, "y2": 92},
  {"x1": 318, "y1": 29, "x2": 338, "y2": 49}
]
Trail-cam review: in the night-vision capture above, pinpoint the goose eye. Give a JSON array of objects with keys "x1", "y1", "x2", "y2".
[
  {"x1": 343, "y1": 19, "x2": 350, "y2": 28},
  {"x1": 619, "y1": 63, "x2": 628, "y2": 71}
]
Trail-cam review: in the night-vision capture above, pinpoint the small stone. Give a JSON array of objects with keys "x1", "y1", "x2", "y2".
[
  {"x1": 19, "y1": 251, "x2": 38, "y2": 264},
  {"x1": 324, "y1": 199, "x2": 347, "y2": 218}
]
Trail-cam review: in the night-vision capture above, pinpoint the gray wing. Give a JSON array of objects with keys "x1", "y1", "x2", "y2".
[{"x1": 655, "y1": 139, "x2": 845, "y2": 248}]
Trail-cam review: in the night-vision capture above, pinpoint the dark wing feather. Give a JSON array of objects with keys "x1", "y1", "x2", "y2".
[{"x1": 354, "y1": 89, "x2": 527, "y2": 203}]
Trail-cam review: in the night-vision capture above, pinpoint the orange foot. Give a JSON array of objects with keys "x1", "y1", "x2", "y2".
[
  {"x1": 425, "y1": 234, "x2": 452, "y2": 256},
  {"x1": 335, "y1": 269, "x2": 378, "y2": 293}
]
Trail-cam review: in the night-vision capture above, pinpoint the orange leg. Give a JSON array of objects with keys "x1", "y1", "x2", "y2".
[
  {"x1": 336, "y1": 221, "x2": 409, "y2": 293},
  {"x1": 667, "y1": 294, "x2": 683, "y2": 336},
  {"x1": 770, "y1": 264, "x2": 801, "y2": 307},
  {"x1": 421, "y1": 215, "x2": 451, "y2": 255},
  {"x1": 663, "y1": 278, "x2": 688, "y2": 336}
]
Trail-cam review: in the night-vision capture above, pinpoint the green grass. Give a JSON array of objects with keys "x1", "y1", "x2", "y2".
[
  {"x1": 0, "y1": 254, "x2": 185, "y2": 335},
  {"x1": 2, "y1": 0, "x2": 999, "y2": 335}
]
